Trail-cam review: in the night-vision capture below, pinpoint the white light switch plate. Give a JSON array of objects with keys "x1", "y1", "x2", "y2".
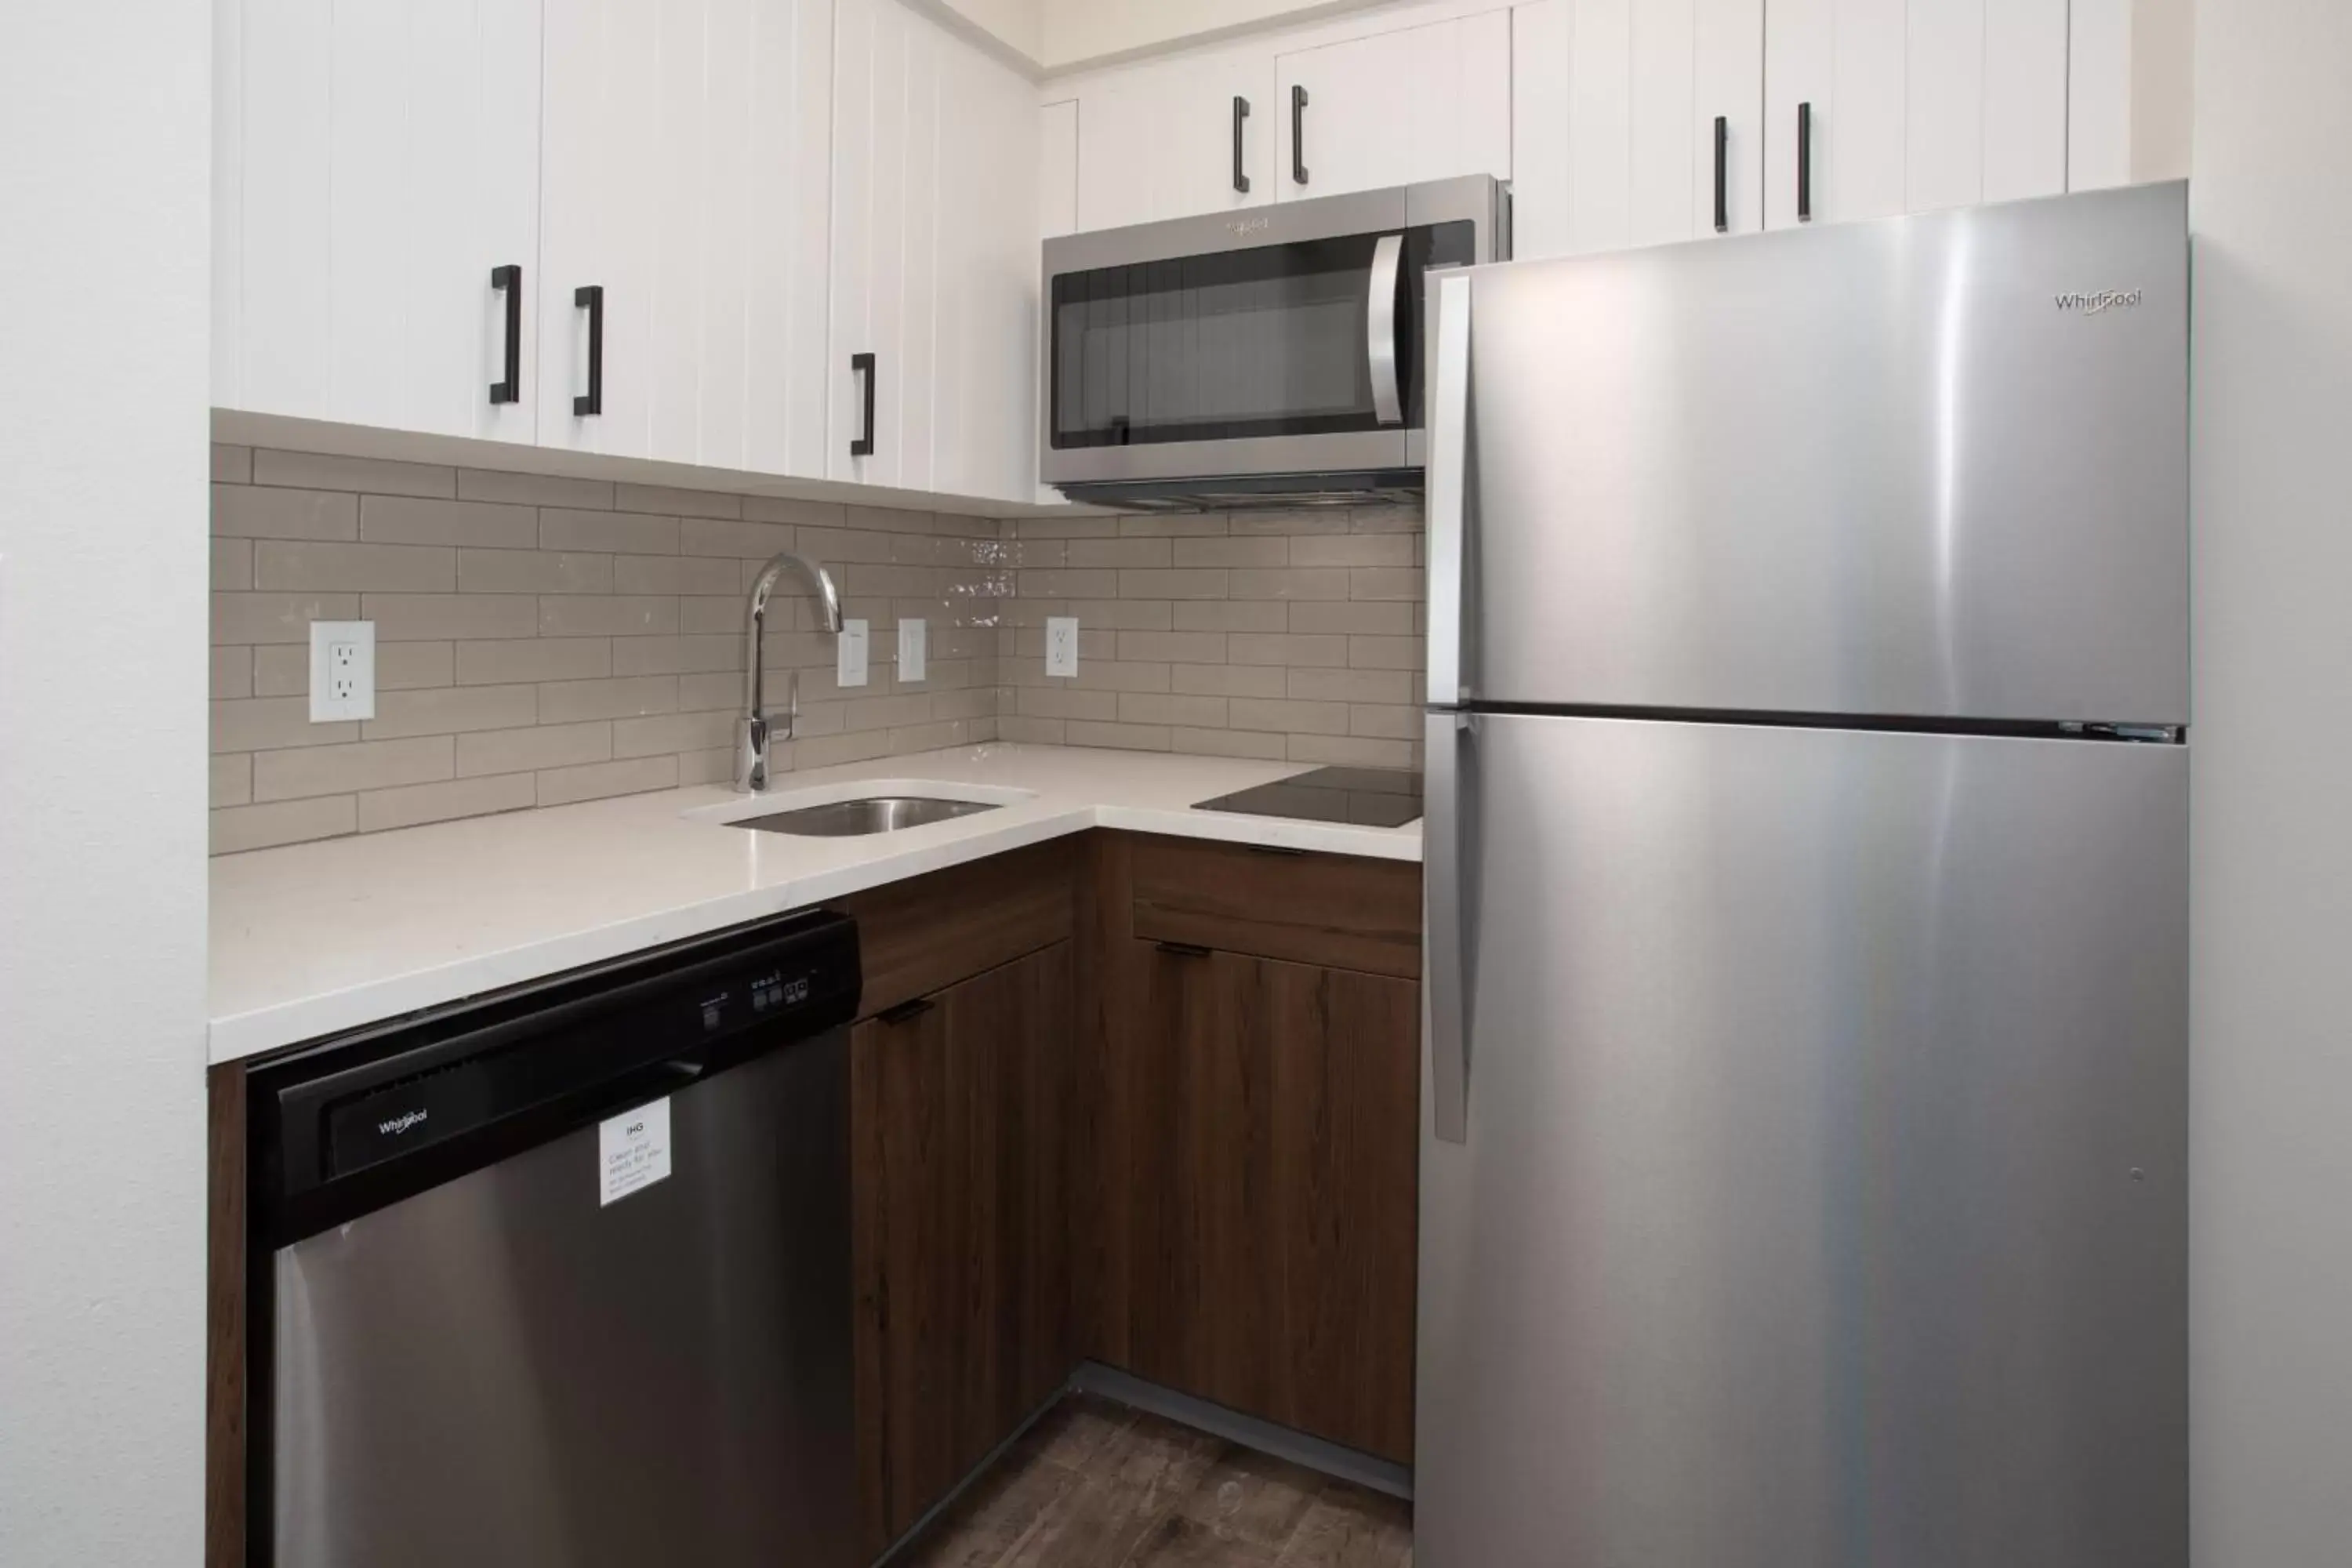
[
  {"x1": 897, "y1": 617, "x2": 927, "y2": 683},
  {"x1": 837, "y1": 619, "x2": 870, "y2": 688},
  {"x1": 309, "y1": 620, "x2": 376, "y2": 721},
  {"x1": 1045, "y1": 616, "x2": 1080, "y2": 678}
]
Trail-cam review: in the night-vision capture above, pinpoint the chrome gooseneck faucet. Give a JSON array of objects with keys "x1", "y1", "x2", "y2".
[{"x1": 735, "y1": 549, "x2": 844, "y2": 792}]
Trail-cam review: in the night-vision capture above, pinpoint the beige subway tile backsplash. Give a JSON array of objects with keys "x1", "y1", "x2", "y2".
[
  {"x1": 361, "y1": 495, "x2": 539, "y2": 549},
  {"x1": 252, "y1": 448, "x2": 454, "y2": 498},
  {"x1": 360, "y1": 773, "x2": 539, "y2": 834},
  {"x1": 252, "y1": 736, "x2": 454, "y2": 803},
  {"x1": 209, "y1": 444, "x2": 1423, "y2": 852}
]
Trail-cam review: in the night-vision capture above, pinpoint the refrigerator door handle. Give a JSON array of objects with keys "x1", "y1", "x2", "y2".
[
  {"x1": 1426, "y1": 271, "x2": 1472, "y2": 706},
  {"x1": 1426, "y1": 710, "x2": 1473, "y2": 1145}
]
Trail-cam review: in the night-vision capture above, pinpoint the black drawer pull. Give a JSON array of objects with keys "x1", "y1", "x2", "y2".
[
  {"x1": 1232, "y1": 96, "x2": 1251, "y2": 194},
  {"x1": 488, "y1": 264, "x2": 521, "y2": 405},
  {"x1": 572, "y1": 284, "x2": 604, "y2": 416},
  {"x1": 850, "y1": 351, "x2": 877, "y2": 457},
  {"x1": 1291, "y1": 85, "x2": 1309, "y2": 185},
  {"x1": 1713, "y1": 115, "x2": 1730, "y2": 234},
  {"x1": 1155, "y1": 941, "x2": 1213, "y2": 959},
  {"x1": 1797, "y1": 101, "x2": 1813, "y2": 223},
  {"x1": 878, "y1": 996, "x2": 935, "y2": 1025}
]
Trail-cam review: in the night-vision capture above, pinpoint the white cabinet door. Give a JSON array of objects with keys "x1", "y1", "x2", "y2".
[
  {"x1": 215, "y1": 0, "x2": 541, "y2": 443},
  {"x1": 830, "y1": 0, "x2": 924, "y2": 488},
  {"x1": 539, "y1": 0, "x2": 832, "y2": 471},
  {"x1": 1762, "y1": 0, "x2": 1907, "y2": 229},
  {"x1": 740, "y1": 0, "x2": 837, "y2": 480},
  {"x1": 1272, "y1": 11, "x2": 1512, "y2": 203},
  {"x1": 1074, "y1": 45, "x2": 1277, "y2": 230},
  {"x1": 1512, "y1": 0, "x2": 1762, "y2": 256},
  {"x1": 833, "y1": 0, "x2": 1037, "y2": 499},
  {"x1": 932, "y1": 39, "x2": 1041, "y2": 503},
  {"x1": 539, "y1": 0, "x2": 659, "y2": 457},
  {"x1": 1907, "y1": 0, "x2": 2067, "y2": 211}
]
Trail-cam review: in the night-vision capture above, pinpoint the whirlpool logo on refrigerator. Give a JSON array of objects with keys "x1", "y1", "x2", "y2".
[
  {"x1": 2054, "y1": 288, "x2": 2144, "y2": 315},
  {"x1": 376, "y1": 1109, "x2": 429, "y2": 1137}
]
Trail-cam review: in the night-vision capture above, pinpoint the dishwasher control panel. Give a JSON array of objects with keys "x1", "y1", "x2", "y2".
[{"x1": 252, "y1": 909, "x2": 860, "y2": 1242}]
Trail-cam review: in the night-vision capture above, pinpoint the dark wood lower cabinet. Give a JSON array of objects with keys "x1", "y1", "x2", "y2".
[
  {"x1": 1122, "y1": 939, "x2": 1420, "y2": 1465},
  {"x1": 851, "y1": 939, "x2": 1074, "y2": 1558}
]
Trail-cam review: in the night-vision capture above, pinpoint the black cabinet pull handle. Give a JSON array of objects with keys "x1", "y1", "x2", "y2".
[
  {"x1": 1713, "y1": 115, "x2": 1730, "y2": 234},
  {"x1": 850, "y1": 351, "x2": 877, "y2": 457},
  {"x1": 488, "y1": 264, "x2": 522, "y2": 405},
  {"x1": 878, "y1": 996, "x2": 935, "y2": 1025},
  {"x1": 1797, "y1": 101, "x2": 1813, "y2": 223},
  {"x1": 1155, "y1": 940, "x2": 1213, "y2": 959},
  {"x1": 1291, "y1": 85, "x2": 1309, "y2": 185},
  {"x1": 572, "y1": 284, "x2": 604, "y2": 416},
  {"x1": 1232, "y1": 96, "x2": 1251, "y2": 194}
]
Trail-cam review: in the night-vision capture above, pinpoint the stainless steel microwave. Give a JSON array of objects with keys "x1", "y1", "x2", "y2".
[{"x1": 1040, "y1": 175, "x2": 1508, "y2": 510}]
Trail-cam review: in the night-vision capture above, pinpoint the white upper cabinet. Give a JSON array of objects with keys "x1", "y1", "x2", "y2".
[
  {"x1": 538, "y1": 0, "x2": 833, "y2": 474},
  {"x1": 214, "y1": 0, "x2": 543, "y2": 443},
  {"x1": 1074, "y1": 45, "x2": 1279, "y2": 231},
  {"x1": 1764, "y1": 0, "x2": 2067, "y2": 228},
  {"x1": 1510, "y1": 0, "x2": 1764, "y2": 256},
  {"x1": 1760, "y1": 0, "x2": 1908, "y2": 227},
  {"x1": 831, "y1": 0, "x2": 1037, "y2": 500},
  {"x1": 1518, "y1": 0, "x2": 2089, "y2": 257},
  {"x1": 1273, "y1": 11, "x2": 1514, "y2": 202}
]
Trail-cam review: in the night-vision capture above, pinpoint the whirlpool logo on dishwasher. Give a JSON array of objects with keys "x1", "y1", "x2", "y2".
[{"x1": 377, "y1": 1109, "x2": 429, "y2": 1137}]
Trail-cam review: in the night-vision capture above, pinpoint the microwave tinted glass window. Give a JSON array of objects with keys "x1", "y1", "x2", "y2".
[{"x1": 1050, "y1": 222, "x2": 1475, "y2": 450}]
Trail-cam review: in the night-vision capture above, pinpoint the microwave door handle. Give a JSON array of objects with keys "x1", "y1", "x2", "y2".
[
  {"x1": 1367, "y1": 233, "x2": 1404, "y2": 426},
  {"x1": 1426, "y1": 270, "x2": 1471, "y2": 706}
]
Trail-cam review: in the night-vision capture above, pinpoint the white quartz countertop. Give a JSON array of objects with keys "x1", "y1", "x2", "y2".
[{"x1": 209, "y1": 743, "x2": 1421, "y2": 1063}]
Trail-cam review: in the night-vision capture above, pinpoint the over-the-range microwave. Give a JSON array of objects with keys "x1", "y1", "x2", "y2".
[{"x1": 1040, "y1": 175, "x2": 1508, "y2": 510}]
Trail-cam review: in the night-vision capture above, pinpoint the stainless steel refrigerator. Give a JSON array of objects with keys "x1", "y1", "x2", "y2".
[{"x1": 1416, "y1": 183, "x2": 2188, "y2": 1568}]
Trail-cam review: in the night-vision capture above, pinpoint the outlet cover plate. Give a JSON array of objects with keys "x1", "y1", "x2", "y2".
[
  {"x1": 309, "y1": 620, "x2": 376, "y2": 721},
  {"x1": 837, "y1": 619, "x2": 870, "y2": 688},
  {"x1": 1045, "y1": 616, "x2": 1079, "y2": 679},
  {"x1": 897, "y1": 617, "x2": 927, "y2": 683}
]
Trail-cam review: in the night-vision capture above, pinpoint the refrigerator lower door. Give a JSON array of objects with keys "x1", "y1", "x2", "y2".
[{"x1": 1417, "y1": 713, "x2": 2186, "y2": 1568}]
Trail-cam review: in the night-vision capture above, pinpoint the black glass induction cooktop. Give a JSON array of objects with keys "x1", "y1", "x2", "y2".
[{"x1": 1192, "y1": 767, "x2": 1424, "y2": 828}]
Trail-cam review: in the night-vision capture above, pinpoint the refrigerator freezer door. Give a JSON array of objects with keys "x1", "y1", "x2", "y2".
[
  {"x1": 1449, "y1": 183, "x2": 2187, "y2": 724},
  {"x1": 1416, "y1": 713, "x2": 2186, "y2": 1568}
]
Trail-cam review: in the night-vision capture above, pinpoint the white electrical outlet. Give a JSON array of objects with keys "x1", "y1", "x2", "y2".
[
  {"x1": 1045, "y1": 616, "x2": 1080, "y2": 679},
  {"x1": 897, "y1": 617, "x2": 927, "y2": 683},
  {"x1": 309, "y1": 620, "x2": 376, "y2": 721},
  {"x1": 837, "y1": 619, "x2": 870, "y2": 688}
]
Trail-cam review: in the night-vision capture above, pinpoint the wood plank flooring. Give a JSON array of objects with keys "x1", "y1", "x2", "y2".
[{"x1": 892, "y1": 1393, "x2": 1414, "y2": 1568}]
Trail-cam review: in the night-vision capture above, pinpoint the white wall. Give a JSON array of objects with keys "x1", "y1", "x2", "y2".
[
  {"x1": 940, "y1": 0, "x2": 1044, "y2": 61},
  {"x1": 2189, "y1": 2, "x2": 2352, "y2": 1564},
  {"x1": 0, "y1": 3, "x2": 212, "y2": 1563},
  {"x1": 1040, "y1": 0, "x2": 1390, "y2": 69}
]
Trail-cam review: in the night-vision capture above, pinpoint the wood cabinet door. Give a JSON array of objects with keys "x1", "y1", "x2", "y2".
[
  {"x1": 1124, "y1": 941, "x2": 1419, "y2": 1462},
  {"x1": 851, "y1": 941, "x2": 1073, "y2": 1557},
  {"x1": 215, "y1": 0, "x2": 540, "y2": 441},
  {"x1": 1272, "y1": 10, "x2": 1512, "y2": 204}
]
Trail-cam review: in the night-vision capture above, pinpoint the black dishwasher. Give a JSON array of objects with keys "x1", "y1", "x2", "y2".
[{"x1": 247, "y1": 909, "x2": 861, "y2": 1568}]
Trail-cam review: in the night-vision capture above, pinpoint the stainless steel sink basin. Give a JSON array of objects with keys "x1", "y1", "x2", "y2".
[{"x1": 728, "y1": 796, "x2": 1002, "y2": 837}]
